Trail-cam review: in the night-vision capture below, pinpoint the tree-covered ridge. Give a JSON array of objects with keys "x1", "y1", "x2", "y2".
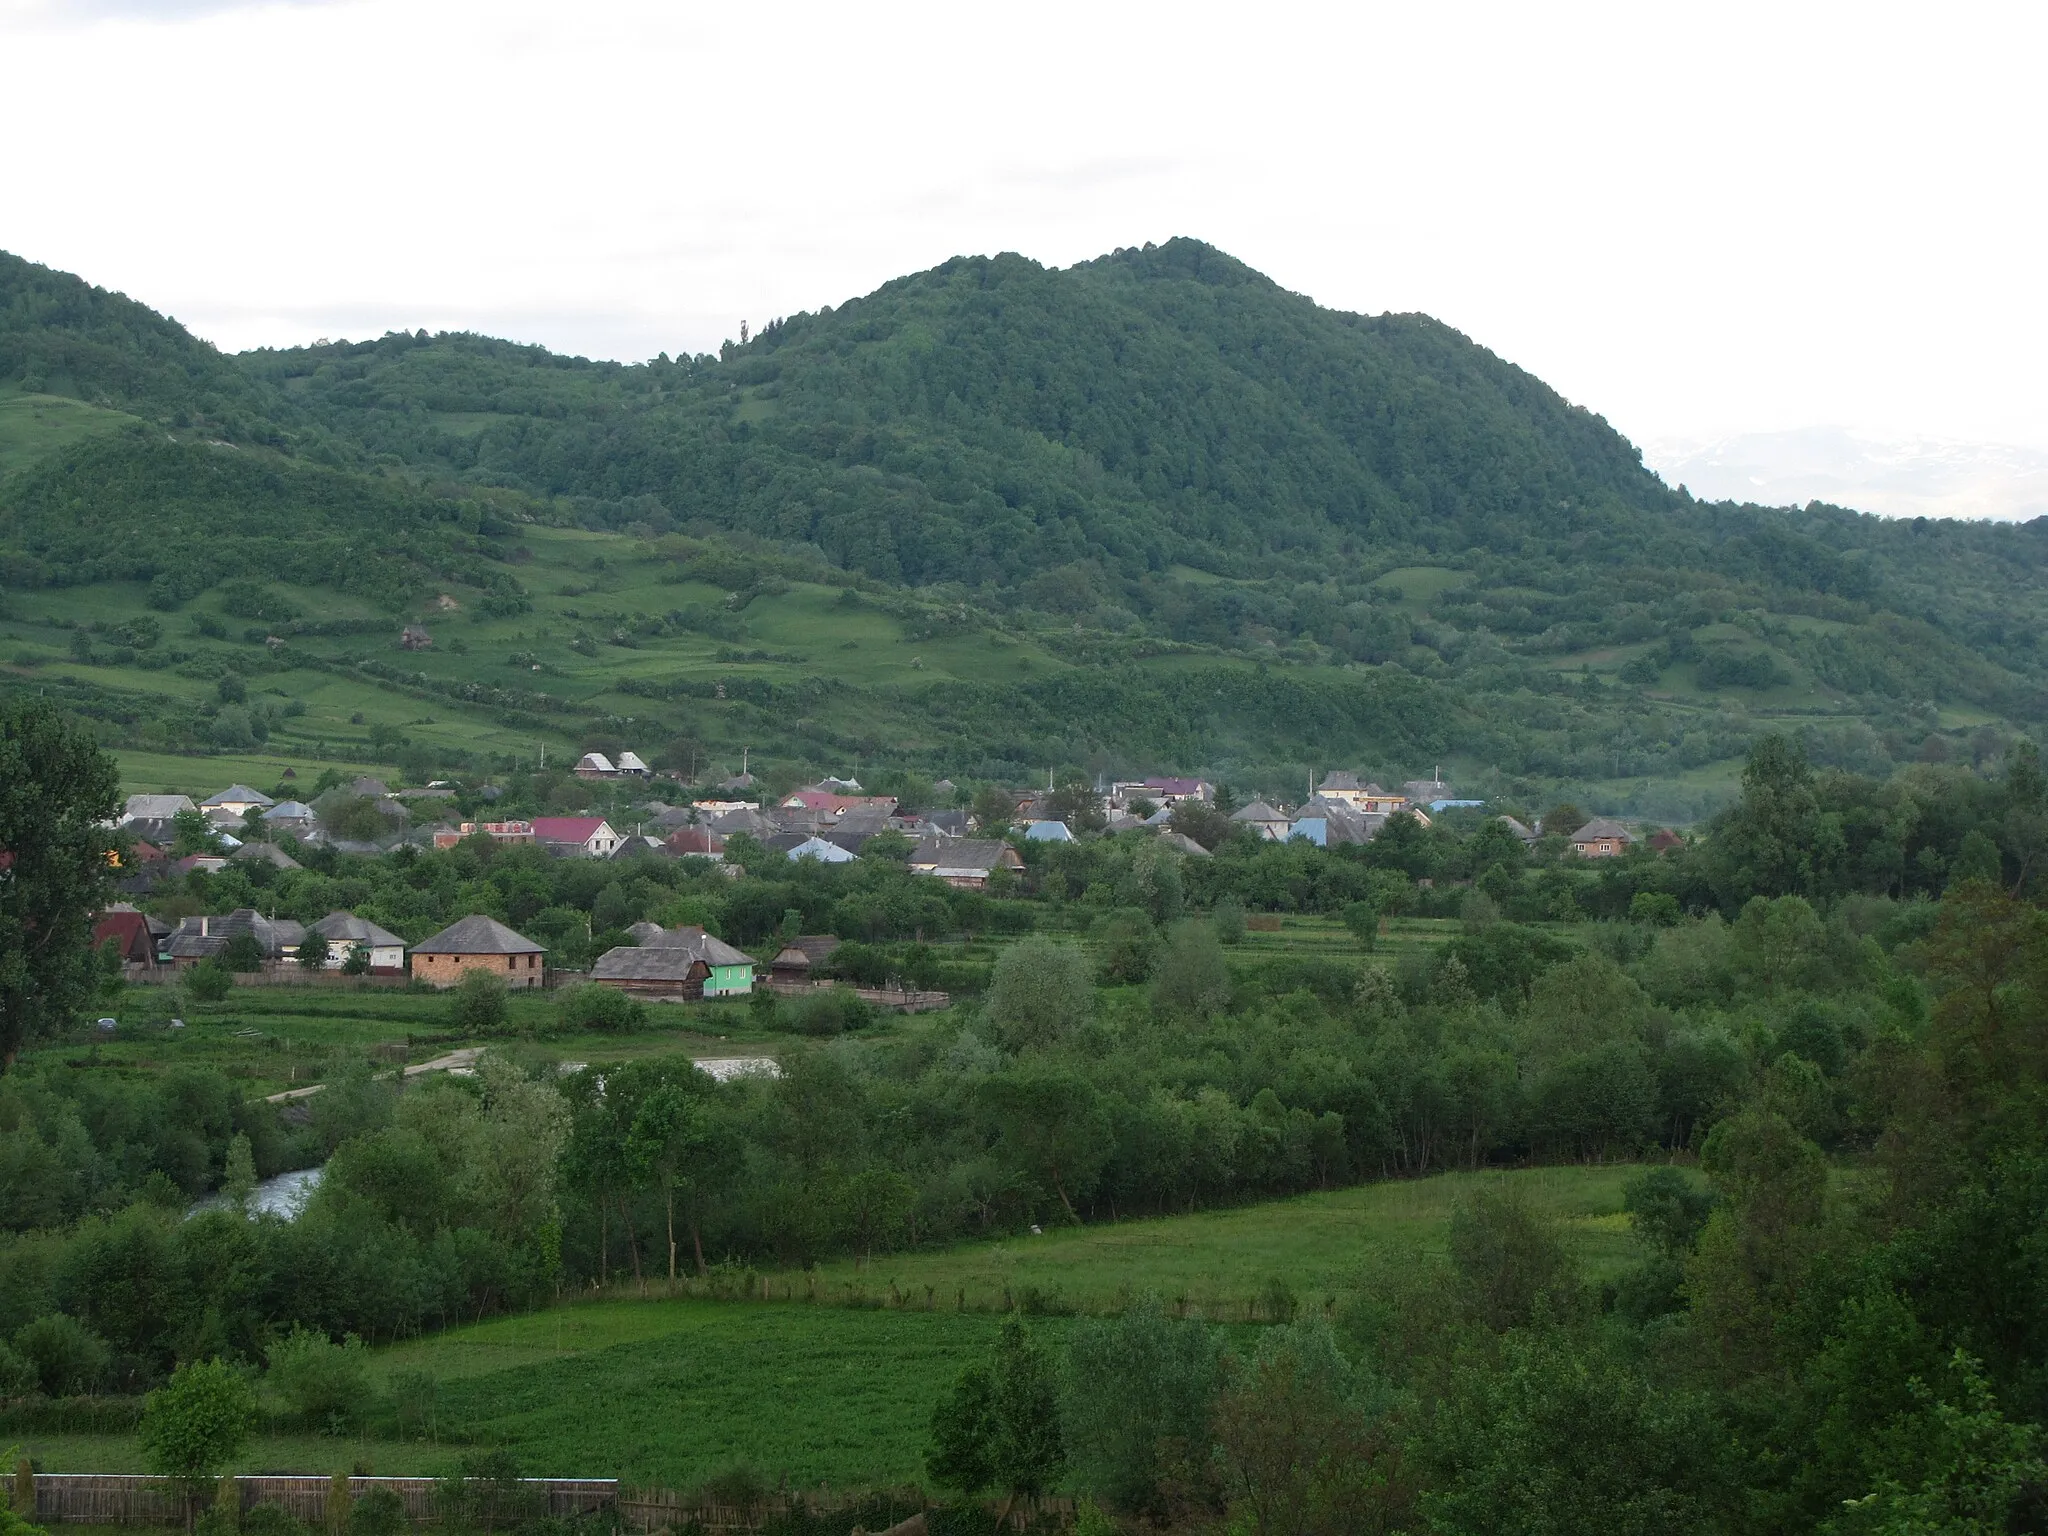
[
  {"x1": 239, "y1": 239, "x2": 1686, "y2": 584},
  {"x1": 0, "y1": 252, "x2": 282, "y2": 440},
  {"x1": 0, "y1": 432, "x2": 522, "y2": 607},
  {"x1": 229, "y1": 240, "x2": 2048, "y2": 703}
]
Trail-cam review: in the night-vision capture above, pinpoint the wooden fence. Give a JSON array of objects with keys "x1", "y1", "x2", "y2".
[
  {"x1": 127, "y1": 969, "x2": 412, "y2": 989},
  {"x1": 28, "y1": 1474, "x2": 618, "y2": 1526},
  {"x1": 22, "y1": 1475, "x2": 1071, "y2": 1532}
]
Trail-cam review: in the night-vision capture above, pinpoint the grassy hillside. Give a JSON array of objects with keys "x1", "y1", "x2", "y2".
[{"x1": 3, "y1": 242, "x2": 2045, "y2": 811}]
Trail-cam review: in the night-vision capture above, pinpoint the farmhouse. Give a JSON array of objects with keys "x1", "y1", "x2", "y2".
[
  {"x1": 201, "y1": 785, "x2": 274, "y2": 816},
  {"x1": 530, "y1": 816, "x2": 622, "y2": 857},
  {"x1": 1571, "y1": 818, "x2": 1634, "y2": 858},
  {"x1": 432, "y1": 820, "x2": 536, "y2": 850},
  {"x1": 165, "y1": 909, "x2": 305, "y2": 967},
  {"x1": 592, "y1": 926, "x2": 755, "y2": 998},
  {"x1": 262, "y1": 801, "x2": 319, "y2": 835},
  {"x1": 121, "y1": 794, "x2": 195, "y2": 825},
  {"x1": 1498, "y1": 815, "x2": 1539, "y2": 845},
  {"x1": 308, "y1": 911, "x2": 407, "y2": 973},
  {"x1": 411, "y1": 915, "x2": 547, "y2": 988},
  {"x1": 1109, "y1": 776, "x2": 1213, "y2": 810},
  {"x1": 92, "y1": 905, "x2": 161, "y2": 970},
  {"x1": 1230, "y1": 800, "x2": 1292, "y2": 840},
  {"x1": 1315, "y1": 773, "x2": 1408, "y2": 814},
  {"x1": 572, "y1": 752, "x2": 616, "y2": 781},
  {"x1": 663, "y1": 825, "x2": 726, "y2": 859},
  {"x1": 908, "y1": 836, "x2": 1024, "y2": 889}
]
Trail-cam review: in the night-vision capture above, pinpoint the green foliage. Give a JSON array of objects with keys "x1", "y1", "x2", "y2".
[
  {"x1": 555, "y1": 983, "x2": 645, "y2": 1033},
  {"x1": 139, "y1": 1358, "x2": 256, "y2": 1493},
  {"x1": 12, "y1": 1313, "x2": 109, "y2": 1396},
  {"x1": 1446, "y1": 1188, "x2": 1584, "y2": 1332},
  {"x1": 219, "y1": 933, "x2": 265, "y2": 974},
  {"x1": 449, "y1": 968, "x2": 510, "y2": 1033},
  {"x1": 924, "y1": 1318, "x2": 1064, "y2": 1499},
  {"x1": 1211, "y1": 894, "x2": 1246, "y2": 946},
  {"x1": 1213, "y1": 1317, "x2": 1405, "y2": 1536},
  {"x1": 1059, "y1": 1298, "x2": 1221, "y2": 1514},
  {"x1": 264, "y1": 1326, "x2": 372, "y2": 1429},
  {"x1": 984, "y1": 937, "x2": 1093, "y2": 1051},
  {"x1": 345, "y1": 1488, "x2": 407, "y2": 1536},
  {"x1": 0, "y1": 697, "x2": 119, "y2": 1067},
  {"x1": 1150, "y1": 922, "x2": 1231, "y2": 1020}
]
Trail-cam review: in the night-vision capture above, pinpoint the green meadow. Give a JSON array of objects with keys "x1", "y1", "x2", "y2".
[{"x1": 12, "y1": 1163, "x2": 1660, "y2": 1488}]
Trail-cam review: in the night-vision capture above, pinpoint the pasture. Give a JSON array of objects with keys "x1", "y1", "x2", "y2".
[{"x1": 12, "y1": 1164, "x2": 1665, "y2": 1487}]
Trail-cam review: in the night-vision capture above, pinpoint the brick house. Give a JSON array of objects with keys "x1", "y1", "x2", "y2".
[
  {"x1": 1570, "y1": 818, "x2": 1635, "y2": 858},
  {"x1": 411, "y1": 915, "x2": 547, "y2": 988}
]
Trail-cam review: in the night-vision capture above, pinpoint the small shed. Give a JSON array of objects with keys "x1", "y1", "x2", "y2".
[
  {"x1": 768, "y1": 934, "x2": 842, "y2": 980},
  {"x1": 400, "y1": 625, "x2": 433, "y2": 651}
]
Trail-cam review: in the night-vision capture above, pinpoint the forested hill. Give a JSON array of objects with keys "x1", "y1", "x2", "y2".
[
  {"x1": 3, "y1": 241, "x2": 2047, "y2": 807},
  {"x1": 239, "y1": 241, "x2": 1681, "y2": 586}
]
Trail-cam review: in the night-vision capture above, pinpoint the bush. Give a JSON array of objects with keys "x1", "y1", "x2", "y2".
[
  {"x1": 1211, "y1": 895, "x2": 1246, "y2": 946},
  {"x1": 556, "y1": 984, "x2": 645, "y2": 1033},
  {"x1": 238, "y1": 1506, "x2": 306, "y2": 1536},
  {"x1": 450, "y1": 968, "x2": 510, "y2": 1033},
  {"x1": 436, "y1": 1450, "x2": 544, "y2": 1533},
  {"x1": 0, "y1": 1338, "x2": 38, "y2": 1397},
  {"x1": 787, "y1": 988, "x2": 876, "y2": 1036},
  {"x1": 220, "y1": 933, "x2": 266, "y2": 974},
  {"x1": 347, "y1": 1488, "x2": 408, "y2": 1536},
  {"x1": 184, "y1": 962, "x2": 234, "y2": 1003},
  {"x1": 1629, "y1": 892, "x2": 1682, "y2": 927},
  {"x1": 265, "y1": 1326, "x2": 373, "y2": 1430},
  {"x1": 14, "y1": 1314, "x2": 110, "y2": 1396},
  {"x1": 985, "y1": 937, "x2": 1093, "y2": 1051}
]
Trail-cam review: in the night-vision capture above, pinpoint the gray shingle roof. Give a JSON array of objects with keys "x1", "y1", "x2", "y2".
[
  {"x1": 412, "y1": 914, "x2": 545, "y2": 955},
  {"x1": 624, "y1": 924, "x2": 754, "y2": 966},
  {"x1": 311, "y1": 911, "x2": 406, "y2": 949},
  {"x1": 909, "y1": 836, "x2": 1015, "y2": 872},
  {"x1": 202, "y1": 785, "x2": 274, "y2": 808},
  {"x1": 592, "y1": 946, "x2": 704, "y2": 982},
  {"x1": 1572, "y1": 817, "x2": 1633, "y2": 842}
]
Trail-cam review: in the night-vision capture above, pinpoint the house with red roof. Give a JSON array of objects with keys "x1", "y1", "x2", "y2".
[
  {"x1": 780, "y1": 788, "x2": 899, "y2": 818},
  {"x1": 664, "y1": 825, "x2": 726, "y2": 859},
  {"x1": 530, "y1": 816, "x2": 622, "y2": 857},
  {"x1": 92, "y1": 906, "x2": 161, "y2": 969}
]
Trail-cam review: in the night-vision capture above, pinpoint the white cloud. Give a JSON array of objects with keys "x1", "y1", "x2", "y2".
[{"x1": 1, "y1": 0, "x2": 2045, "y2": 515}]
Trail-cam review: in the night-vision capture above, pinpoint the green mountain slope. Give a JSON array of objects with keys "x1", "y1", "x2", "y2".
[{"x1": 1, "y1": 241, "x2": 2043, "y2": 810}]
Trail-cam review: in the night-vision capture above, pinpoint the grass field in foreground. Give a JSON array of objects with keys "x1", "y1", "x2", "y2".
[
  {"x1": 789, "y1": 1163, "x2": 1655, "y2": 1316},
  {"x1": 16, "y1": 1165, "x2": 1667, "y2": 1486}
]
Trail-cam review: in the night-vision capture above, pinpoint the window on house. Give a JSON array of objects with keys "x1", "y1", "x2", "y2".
[{"x1": 507, "y1": 957, "x2": 515, "y2": 971}]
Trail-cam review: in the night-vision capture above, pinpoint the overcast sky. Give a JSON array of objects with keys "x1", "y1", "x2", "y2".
[{"x1": 3, "y1": 0, "x2": 2044, "y2": 513}]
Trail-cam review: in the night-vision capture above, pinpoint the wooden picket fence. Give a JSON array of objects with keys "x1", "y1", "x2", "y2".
[{"x1": 27, "y1": 1474, "x2": 617, "y2": 1526}]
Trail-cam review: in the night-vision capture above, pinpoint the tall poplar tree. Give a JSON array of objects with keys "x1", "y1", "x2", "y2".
[{"x1": 0, "y1": 697, "x2": 119, "y2": 1070}]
